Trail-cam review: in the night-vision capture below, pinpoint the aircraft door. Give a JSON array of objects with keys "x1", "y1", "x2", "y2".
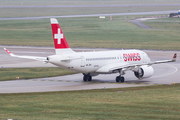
[
  {"x1": 80, "y1": 56, "x2": 85, "y2": 67},
  {"x1": 119, "y1": 54, "x2": 123, "y2": 62}
]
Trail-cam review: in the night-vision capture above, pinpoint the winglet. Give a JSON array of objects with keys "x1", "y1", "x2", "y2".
[
  {"x1": 4, "y1": 48, "x2": 47, "y2": 61},
  {"x1": 4, "y1": 48, "x2": 16, "y2": 57},
  {"x1": 4, "y1": 48, "x2": 12, "y2": 54},
  {"x1": 172, "y1": 53, "x2": 177, "y2": 62}
]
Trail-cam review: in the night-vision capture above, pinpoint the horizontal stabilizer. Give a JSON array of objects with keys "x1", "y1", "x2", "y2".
[{"x1": 4, "y1": 48, "x2": 47, "y2": 62}]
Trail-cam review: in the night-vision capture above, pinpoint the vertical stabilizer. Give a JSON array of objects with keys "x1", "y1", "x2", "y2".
[{"x1": 50, "y1": 18, "x2": 75, "y2": 54}]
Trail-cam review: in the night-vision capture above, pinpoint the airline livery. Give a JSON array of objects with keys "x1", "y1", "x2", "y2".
[{"x1": 4, "y1": 18, "x2": 177, "y2": 82}]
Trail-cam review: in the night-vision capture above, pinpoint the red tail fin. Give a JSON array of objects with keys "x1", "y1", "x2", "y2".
[{"x1": 50, "y1": 18, "x2": 70, "y2": 49}]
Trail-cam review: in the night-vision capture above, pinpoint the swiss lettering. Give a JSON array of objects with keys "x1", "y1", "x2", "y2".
[{"x1": 123, "y1": 53, "x2": 141, "y2": 62}]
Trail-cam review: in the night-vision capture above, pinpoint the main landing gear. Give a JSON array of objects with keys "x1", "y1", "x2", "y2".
[
  {"x1": 116, "y1": 69, "x2": 125, "y2": 83},
  {"x1": 83, "y1": 74, "x2": 92, "y2": 81},
  {"x1": 116, "y1": 76, "x2": 125, "y2": 83}
]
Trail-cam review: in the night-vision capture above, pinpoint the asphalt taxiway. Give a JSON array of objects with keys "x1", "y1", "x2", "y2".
[
  {"x1": 0, "y1": 10, "x2": 178, "y2": 20},
  {"x1": 0, "y1": 46, "x2": 179, "y2": 93}
]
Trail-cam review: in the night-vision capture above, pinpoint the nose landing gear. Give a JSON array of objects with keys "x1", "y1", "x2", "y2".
[{"x1": 116, "y1": 68, "x2": 125, "y2": 83}]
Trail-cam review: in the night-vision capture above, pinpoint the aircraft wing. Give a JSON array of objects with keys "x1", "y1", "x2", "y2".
[
  {"x1": 4, "y1": 48, "x2": 47, "y2": 62},
  {"x1": 96, "y1": 53, "x2": 177, "y2": 73},
  {"x1": 147, "y1": 53, "x2": 177, "y2": 65},
  {"x1": 96, "y1": 62, "x2": 147, "y2": 73}
]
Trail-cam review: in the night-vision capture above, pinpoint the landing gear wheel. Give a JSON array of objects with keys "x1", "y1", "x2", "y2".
[
  {"x1": 88, "y1": 76, "x2": 92, "y2": 81},
  {"x1": 120, "y1": 76, "x2": 124, "y2": 83},
  {"x1": 83, "y1": 76, "x2": 88, "y2": 81},
  {"x1": 115, "y1": 76, "x2": 125, "y2": 83},
  {"x1": 83, "y1": 74, "x2": 92, "y2": 82},
  {"x1": 116, "y1": 76, "x2": 120, "y2": 82}
]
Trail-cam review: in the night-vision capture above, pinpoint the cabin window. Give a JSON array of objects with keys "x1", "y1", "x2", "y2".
[{"x1": 86, "y1": 57, "x2": 116, "y2": 61}]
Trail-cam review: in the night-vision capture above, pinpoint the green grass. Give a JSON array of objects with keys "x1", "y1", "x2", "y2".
[
  {"x1": 143, "y1": 18, "x2": 180, "y2": 31},
  {"x1": 148, "y1": 17, "x2": 180, "y2": 22},
  {"x1": 1, "y1": 18, "x2": 180, "y2": 50},
  {"x1": 144, "y1": 22, "x2": 180, "y2": 31},
  {"x1": 0, "y1": 84, "x2": 180, "y2": 119},
  {"x1": 0, "y1": 68, "x2": 77, "y2": 81},
  {"x1": 1, "y1": 0, "x2": 180, "y2": 50}
]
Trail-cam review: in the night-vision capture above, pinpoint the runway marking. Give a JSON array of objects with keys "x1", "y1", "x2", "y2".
[
  {"x1": 29, "y1": 79, "x2": 155, "y2": 86},
  {"x1": 153, "y1": 64, "x2": 178, "y2": 78}
]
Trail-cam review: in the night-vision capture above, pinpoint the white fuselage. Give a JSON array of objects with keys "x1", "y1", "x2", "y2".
[{"x1": 48, "y1": 49, "x2": 151, "y2": 74}]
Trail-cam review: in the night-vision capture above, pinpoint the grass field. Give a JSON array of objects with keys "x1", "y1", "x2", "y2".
[
  {"x1": 0, "y1": 68, "x2": 76, "y2": 81},
  {"x1": 1, "y1": 0, "x2": 180, "y2": 50},
  {"x1": 143, "y1": 17, "x2": 180, "y2": 31},
  {"x1": 144, "y1": 21, "x2": 180, "y2": 31},
  {"x1": 0, "y1": 84, "x2": 180, "y2": 120},
  {"x1": 0, "y1": 17, "x2": 180, "y2": 50},
  {"x1": 148, "y1": 17, "x2": 180, "y2": 22}
]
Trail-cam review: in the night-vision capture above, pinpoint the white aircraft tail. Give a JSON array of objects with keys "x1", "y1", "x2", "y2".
[{"x1": 50, "y1": 18, "x2": 75, "y2": 54}]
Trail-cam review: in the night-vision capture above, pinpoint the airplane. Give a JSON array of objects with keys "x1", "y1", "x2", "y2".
[{"x1": 4, "y1": 18, "x2": 177, "y2": 82}]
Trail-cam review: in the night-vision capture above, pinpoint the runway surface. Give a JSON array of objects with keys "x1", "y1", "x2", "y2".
[
  {"x1": 0, "y1": 10, "x2": 178, "y2": 20},
  {"x1": 0, "y1": 46, "x2": 179, "y2": 93}
]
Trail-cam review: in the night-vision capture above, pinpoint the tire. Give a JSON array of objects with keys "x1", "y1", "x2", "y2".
[
  {"x1": 116, "y1": 76, "x2": 120, "y2": 82},
  {"x1": 120, "y1": 77, "x2": 125, "y2": 82},
  {"x1": 83, "y1": 76, "x2": 88, "y2": 81},
  {"x1": 88, "y1": 76, "x2": 92, "y2": 81},
  {"x1": 83, "y1": 75, "x2": 92, "y2": 82}
]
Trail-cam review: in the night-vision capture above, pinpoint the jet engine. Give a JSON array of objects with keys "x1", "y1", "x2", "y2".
[{"x1": 134, "y1": 65, "x2": 154, "y2": 79}]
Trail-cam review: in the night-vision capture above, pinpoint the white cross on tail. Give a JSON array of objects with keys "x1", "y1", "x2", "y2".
[{"x1": 54, "y1": 28, "x2": 63, "y2": 44}]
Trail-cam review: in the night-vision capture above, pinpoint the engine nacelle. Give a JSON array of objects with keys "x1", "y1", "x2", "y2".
[{"x1": 134, "y1": 65, "x2": 154, "y2": 79}]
